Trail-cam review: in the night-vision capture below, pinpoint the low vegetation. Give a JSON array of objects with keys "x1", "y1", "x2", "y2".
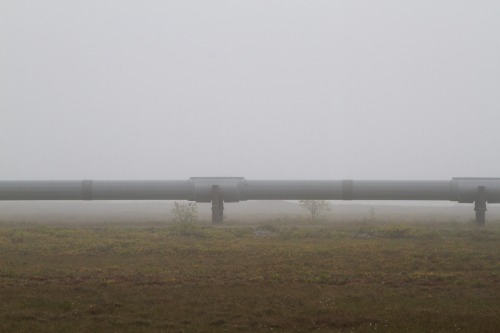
[
  {"x1": 299, "y1": 200, "x2": 331, "y2": 222},
  {"x1": 170, "y1": 202, "x2": 198, "y2": 223},
  {"x1": 0, "y1": 220, "x2": 499, "y2": 332}
]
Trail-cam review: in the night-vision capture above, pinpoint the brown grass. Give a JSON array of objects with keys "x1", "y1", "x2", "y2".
[{"x1": 0, "y1": 220, "x2": 499, "y2": 332}]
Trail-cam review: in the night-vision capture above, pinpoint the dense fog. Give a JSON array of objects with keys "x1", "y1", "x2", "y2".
[{"x1": 2, "y1": 1, "x2": 499, "y2": 180}]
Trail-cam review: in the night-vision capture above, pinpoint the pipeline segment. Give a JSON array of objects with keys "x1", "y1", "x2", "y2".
[
  {"x1": 0, "y1": 177, "x2": 499, "y2": 224},
  {"x1": 0, "y1": 180, "x2": 193, "y2": 201}
]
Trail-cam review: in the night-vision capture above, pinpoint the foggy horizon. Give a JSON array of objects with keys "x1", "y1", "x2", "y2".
[{"x1": 3, "y1": 1, "x2": 499, "y2": 181}]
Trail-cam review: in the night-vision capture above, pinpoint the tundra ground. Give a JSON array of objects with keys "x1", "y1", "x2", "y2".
[{"x1": 0, "y1": 220, "x2": 499, "y2": 332}]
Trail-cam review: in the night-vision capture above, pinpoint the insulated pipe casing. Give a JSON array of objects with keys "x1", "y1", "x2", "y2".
[
  {"x1": 242, "y1": 180, "x2": 453, "y2": 201},
  {"x1": 1, "y1": 178, "x2": 500, "y2": 203},
  {"x1": 349, "y1": 180, "x2": 453, "y2": 201},
  {"x1": 91, "y1": 181, "x2": 192, "y2": 200},
  {"x1": 190, "y1": 177, "x2": 244, "y2": 202},
  {"x1": 0, "y1": 181, "x2": 88, "y2": 200},
  {"x1": 0, "y1": 180, "x2": 193, "y2": 201},
  {"x1": 241, "y1": 180, "x2": 344, "y2": 200},
  {"x1": 452, "y1": 178, "x2": 500, "y2": 203}
]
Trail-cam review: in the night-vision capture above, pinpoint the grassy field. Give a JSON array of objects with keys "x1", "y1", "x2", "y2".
[{"x1": 0, "y1": 220, "x2": 499, "y2": 332}]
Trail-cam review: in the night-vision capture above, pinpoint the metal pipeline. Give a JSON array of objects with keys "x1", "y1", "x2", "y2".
[
  {"x1": 0, "y1": 180, "x2": 193, "y2": 201},
  {"x1": 1, "y1": 177, "x2": 499, "y2": 224},
  {"x1": 0, "y1": 178, "x2": 499, "y2": 203}
]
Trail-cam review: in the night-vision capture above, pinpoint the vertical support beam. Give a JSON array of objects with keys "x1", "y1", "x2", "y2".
[
  {"x1": 474, "y1": 186, "x2": 487, "y2": 227},
  {"x1": 211, "y1": 185, "x2": 224, "y2": 224}
]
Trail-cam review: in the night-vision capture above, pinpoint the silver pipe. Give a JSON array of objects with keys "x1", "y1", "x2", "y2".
[
  {"x1": 0, "y1": 180, "x2": 193, "y2": 201},
  {"x1": 0, "y1": 178, "x2": 499, "y2": 203},
  {"x1": 242, "y1": 180, "x2": 454, "y2": 201}
]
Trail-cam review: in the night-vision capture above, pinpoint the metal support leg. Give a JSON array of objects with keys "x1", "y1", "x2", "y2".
[
  {"x1": 474, "y1": 186, "x2": 487, "y2": 227},
  {"x1": 211, "y1": 185, "x2": 224, "y2": 224}
]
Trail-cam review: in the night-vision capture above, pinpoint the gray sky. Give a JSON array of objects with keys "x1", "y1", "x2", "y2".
[{"x1": 2, "y1": 1, "x2": 499, "y2": 181}]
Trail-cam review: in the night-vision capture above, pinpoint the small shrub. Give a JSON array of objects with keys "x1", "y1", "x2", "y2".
[
  {"x1": 299, "y1": 200, "x2": 331, "y2": 223},
  {"x1": 170, "y1": 202, "x2": 198, "y2": 223}
]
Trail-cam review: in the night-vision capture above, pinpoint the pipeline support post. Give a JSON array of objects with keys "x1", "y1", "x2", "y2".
[
  {"x1": 474, "y1": 186, "x2": 487, "y2": 227},
  {"x1": 211, "y1": 185, "x2": 224, "y2": 224}
]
